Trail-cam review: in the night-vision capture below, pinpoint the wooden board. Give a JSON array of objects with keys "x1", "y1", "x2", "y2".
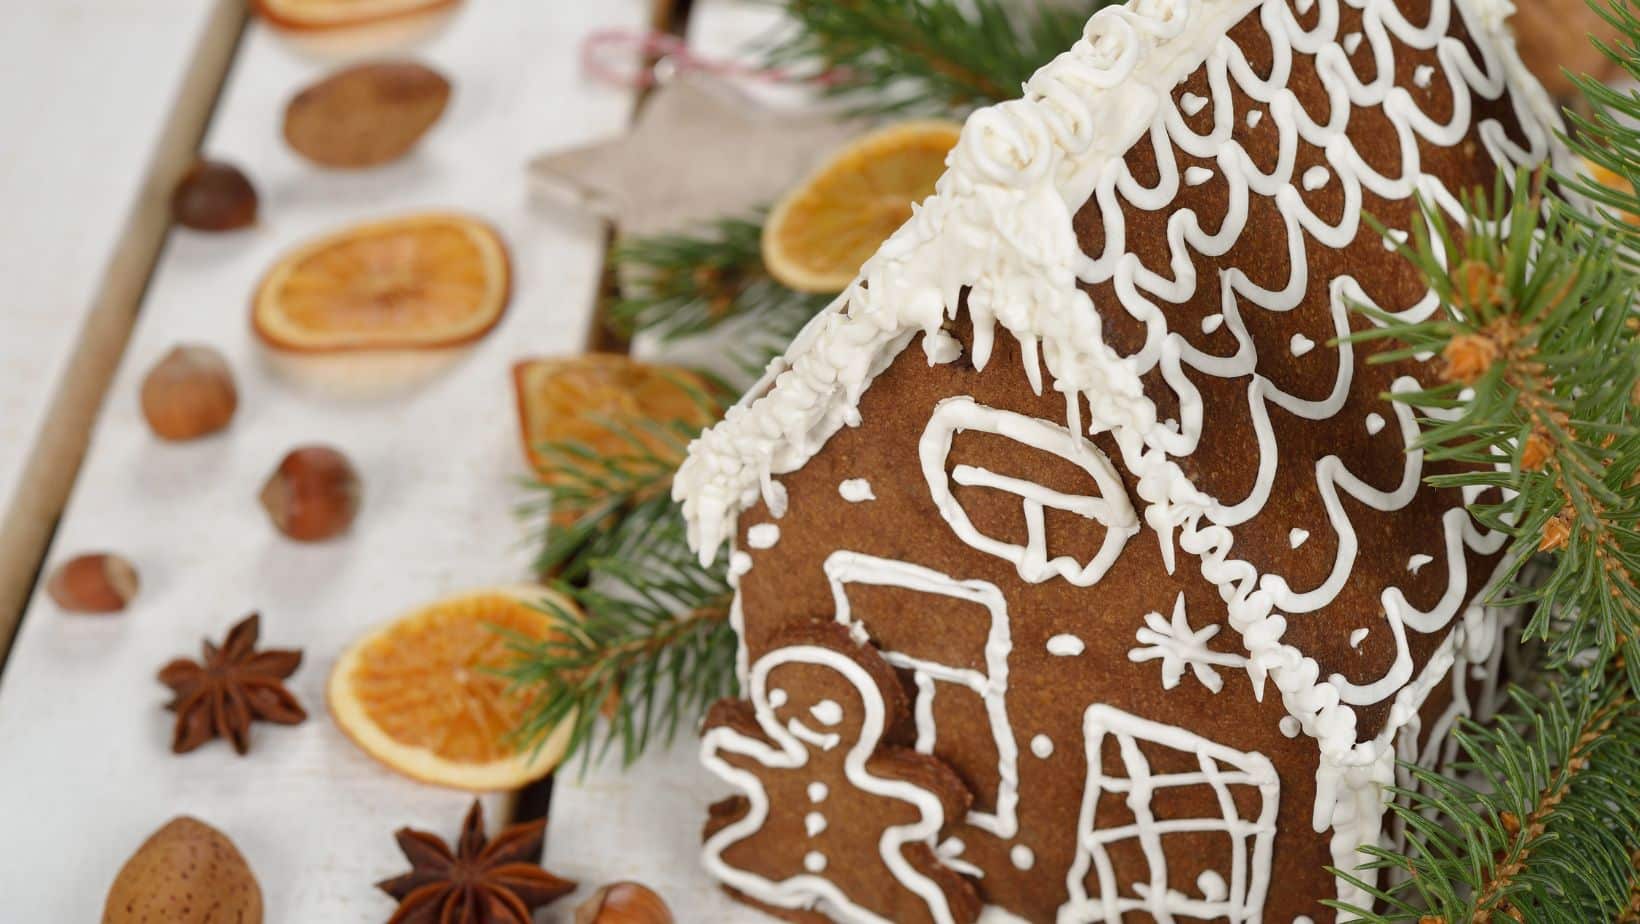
[
  {"x1": 0, "y1": 0, "x2": 245, "y2": 653},
  {"x1": 0, "y1": 2, "x2": 648, "y2": 918}
]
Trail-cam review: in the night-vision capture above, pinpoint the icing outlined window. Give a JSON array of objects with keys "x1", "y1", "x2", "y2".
[
  {"x1": 1062, "y1": 704, "x2": 1279, "y2": 924},
  {"x1": 919, "y1": 397, "x2": 1140, "y2": 586},
  {"x1": 824, "y1": 550, "x2": 1019, "y2": 840}
]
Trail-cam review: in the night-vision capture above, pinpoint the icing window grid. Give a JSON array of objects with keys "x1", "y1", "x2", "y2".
[{"x1": 1063, "y1": 704, "x2": 1279, "y2": 924}]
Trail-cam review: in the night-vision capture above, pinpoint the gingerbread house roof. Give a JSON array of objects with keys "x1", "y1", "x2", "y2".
[{"x1": 676, "y1": 0, "x2": 1567, "y2": 910}]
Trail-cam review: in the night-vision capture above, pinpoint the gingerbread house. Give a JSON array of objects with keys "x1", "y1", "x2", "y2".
[{"x1": 674, "y1": 0, "x2": 1565, "y2": 920}]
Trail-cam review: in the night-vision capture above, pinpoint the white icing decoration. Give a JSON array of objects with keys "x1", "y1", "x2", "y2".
[
  {"x1": 1296, "y1": 917, "x2": 1316, "y2": 924},
  {"x1": 701, "y1": 644, "x2": 965, "y2": 923},
  {"x1": 1047, "y1": 634, "x2": 1085, "y2": 657},
  {"x1": 811, "y1": 699, "x2": 844, "y2": 726},
  {"x1": 1185, "y1": 165, "x2": 1215, "y2": 186},
  {"x1": 747, "y1": 523, "x2": 781, "y2": 550},
  {"x1": 826, "y1": 551, "x2": 1021, "y2": 839},
  {"x1": 1408, "y1": 553, "x2": 1434, "y2": 574},
  {"x1": 838, "y1": 478, "x2": 876, "y2": 502},
  {"x1": 1365, "y1": 412, "x2": 1387, "y2": 435},
  {"x1": 769, "y1": 689, "x2": 788, "y2": 708},
  {"x1": 921, "y1": 399, "x2": 1139, "y2": 586},
  {"x1": 1010, "y1": 845, "x2": 1035, "y2": 871},
  {"x1": 1245, "y1": 109, "x2": 1263, "y2": 128},
  {"x1": 806, "y1": 812, "x2": 827, "y2": 836},
  {"x1": 1202, "y1": 313, "x2": 1225, "y2": 333},
  {"x1": 1031, "y1": 734, "x2": 1055, "y2": 758},
  {"x1": 1414, "y1": 64, "x2": 1436, "y2": 88},
  {"x1": 1066, "y1": 705, "x2": 1279, "y2": 922},
  {"x1": 678, "y1": 0, "x2": 1561, "y2": 913},
  {"x1": 1180, "y1": 91, "x2": 1209, "y2": 115},
  {"x1": 1350, "y1": 627, "x2": 1370, "y2": 649},
  {"x1": 1301, "y1": 166, "x2": 1330, "y2": 191},
  {"x1": 1343, "y1": 32, "x2": 1363, "y2": 53},
  {"x1": 1279, "y1": 716, "x2": 1301, "y2": 738},
  {"x1": 938, "y1": 838, "x2": 985, "y2": 879},
  {"x1": 1288, "y1": 528, "x2": 1310, "y2": 549},
  {"x1": 1198, "y1": 870, "x2": 1229, "y2": 902},
  {"x1": 729, "y1": 552, "x2": 752, "y2": 579},
  {"x1": 1289, "y1": 333, "x2": 1316, "y2": 357},
  {"x1": 808, "y1": 782, "x2": 828, "y2": 803},
  {"x1": 1129, "y1": 593, "x2": 1248, "y2": 693}
]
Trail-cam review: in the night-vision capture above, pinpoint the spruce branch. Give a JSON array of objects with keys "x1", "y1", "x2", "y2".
[
  {"x1": 605, "y1": 213, "x2": 831, "y2": 345},
  {"x1": 504, "y1": 492, "x2": 739, "y2": 769},
  {"x1": 1332, "y1": 669, "x2": 1640, "y2": 923},
  {"x1": 765, "y1": 0, "x2": 1108, "y2": 116}
]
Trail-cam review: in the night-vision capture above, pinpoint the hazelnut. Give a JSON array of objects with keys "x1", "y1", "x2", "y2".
[
  {"x1": 258, "y1": 446, "x2": 361, "y2": 542},
  {"x1": 140, "y1": 345, "x2": 238, "y2": 441},
  {"x1": 46, "y1": 553, "x2": 139, "y2": 613},
  {"x1": 575, "y1": 882, "x2": 674, "y2": 924}
]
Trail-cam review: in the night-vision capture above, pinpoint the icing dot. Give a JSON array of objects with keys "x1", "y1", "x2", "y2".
[
  {"x1": 804, "y1": 851, "x2": 827, "y2": 873},
  {"x1": 1030, "y1": 734, "x2": 1054, "y2": 758},
  {"x1": 1408, "y1": 553, "x2": 1434, "y2": 574},
  {"x1": 729, "y1": 552, "x2": 752, "y2": 579},
  {"x1": 838, "y1": 478, "x2": 876, "y2": 502},
  {"x1": 747, "y1": 523, "x2": 780, "y2": 549},
  {"x1": 1010, "y1": 845, "x2": 1035, "y2": 870},
  {"x1": 1201, "y1": 313, "x2": 1224, "y2": 334},
  {"x1": 1384, "y1": 228, "x2": 1409, "y2": 252},
  {"x1": 1349, "y1": 628, "x2": 1370, "y2": 649},
  {"x1": 1046, "y1": 634, "x2": 1085, "y2": 657},
  {"x1": 1288, "y1": 528, "x2": 1310, "y2": 549},
  {"x1": 938, "y1": 837, "x2": 965, "y2": 858},
  {"x1": 1245, "y1": 109, "x2": 1263, "y2": 128},
  {"x1": 1179, "y1": 92, "x2": 1208, "y2": 116},
  {"x1": 1290, "y1": 333, "x2": 1316, "y2": 357},
  {"x1": 807, "y1": 782, "x2": 828, "y2": 803},
  {"x1": 1184, "y1": 166, "x2": 1214, "y2": 187},
  {"x1": 769, "y1": 688, "x2": 788, "y2": 708},
  {"x1": 805, "y1": 812, "x2": 827, "y2": 836},
  {"x1": 1279, "y1": 716, "x2": 1302, "y2": 738},
  {"x1": 1197, "y1": 870, "x2": 1228, "y2": 902},
  {"x1": 810, "y1": 699, "x2": 843, "y2": 726},
  {"x1": 1302, "y1": 166, "x2": 1330, "y2": 191},
  {"x1": 1365, "y1": 412, "x2": 1386, "y2": 435},
  {"x1": 1343, "y1": 32, "x2": 1363, "y2": 54},
  {"x1": 1414, "y1": 64, "x2": 1436, "y2": 88}
]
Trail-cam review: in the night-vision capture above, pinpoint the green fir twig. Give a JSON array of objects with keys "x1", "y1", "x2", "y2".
[{"x1": 765, "y1": 0, "x2": 1107, "y2": 116}]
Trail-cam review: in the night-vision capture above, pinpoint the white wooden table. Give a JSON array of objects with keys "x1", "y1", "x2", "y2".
[{"x1": 0, "y1": 1, "x2": 789, "y2": 919}]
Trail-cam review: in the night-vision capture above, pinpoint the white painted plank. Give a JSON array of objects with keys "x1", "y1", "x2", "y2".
[
  {"x1": 540, "y1": 2, "x2": 795, "y2": 919},
  {"x1": 0, "y1": 2, "x2": 648, "y2": 919},
  {"x1": 0, "y1": 0, "x2": 244, "y2": 647}
]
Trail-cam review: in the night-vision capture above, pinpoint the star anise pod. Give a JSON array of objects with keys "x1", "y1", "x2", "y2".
[
  {"x1": 377, "y1": 800, "x2": 575, "y2": 924},
  {"x1": 157, "y1": 612, "x2": 306, "y2": 754}
]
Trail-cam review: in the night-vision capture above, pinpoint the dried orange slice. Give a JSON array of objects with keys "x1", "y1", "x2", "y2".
[
  {"x1": 329, "y1": 586, "x2": 574, "y2": 790},
  {"x1": 513, "y1": 353, "x2": 717, "y2": 484},
  {"x1": 253, "y1": 212, "x2": 509, "y2": 351},
  {"x1": 1583, "y1": 157, "x2": 1640, "y2": 225},
  {"x1": 254, "y1": 0, "x2": 457, "y2": 30},
  {"x1": 763, "y1": 120, "x2": 962, "y2": 294}
]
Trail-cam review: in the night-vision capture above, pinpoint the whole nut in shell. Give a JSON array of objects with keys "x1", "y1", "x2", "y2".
[
  {"x1": 258, "y1": 445, "x2": 361, "y2": 541},
  {"x1": 574, "y1": 882, "x2": 674, "y2": 924},
  {"x1": 103, "y1": 816, "x2": 262, "y2": 923},
  {"x1": 171, "y1": 159, "x2": 259, "y2": 231},
  {"x1": 140, "y1": 345, "x2": 238, "y2": 441},
  {"x1": 46, "y1": 553, "x2": 139, "y2": 613}
]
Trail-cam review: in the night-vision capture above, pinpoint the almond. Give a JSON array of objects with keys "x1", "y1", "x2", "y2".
[
  {"x1": 103, "y1": 817, "x2": 262, "y2": 923},
  {"x1": 283, "y1": 61, "x2": 451, "y2": 168}
]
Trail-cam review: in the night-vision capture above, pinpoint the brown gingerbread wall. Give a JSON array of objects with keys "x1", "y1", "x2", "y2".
[{"x1": 719, "y1": 0, "x2": 1531, "y2": 920}]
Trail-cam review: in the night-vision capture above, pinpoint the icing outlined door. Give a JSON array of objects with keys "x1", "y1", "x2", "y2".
[
  {"x1": 824, "y1": 550, "x2": 1020, "y2": 839},
  {"x1": 919, "y1": 397, "x2": 1140, "y2": 586},
  {"x1": 1063, "y1": 704, "x2": 1279, "y2": 924}
]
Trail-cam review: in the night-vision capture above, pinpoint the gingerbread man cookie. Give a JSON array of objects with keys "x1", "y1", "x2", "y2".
[{"x1": 701, "y1": 623, "x2": 981, "y2": 924}]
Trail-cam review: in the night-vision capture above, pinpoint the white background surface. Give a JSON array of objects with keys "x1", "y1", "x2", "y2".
[{"x1": 0, "y1": 2, "x2": 669, "y2": 919}]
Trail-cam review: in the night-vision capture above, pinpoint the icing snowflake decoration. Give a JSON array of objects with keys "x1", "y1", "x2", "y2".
[
  {"x1": 1129, "y1": 593, "x2": 1249, "y2": 693},
  {"x1": 678, "y1": 0, "x2": 1560, "y2": 917}
]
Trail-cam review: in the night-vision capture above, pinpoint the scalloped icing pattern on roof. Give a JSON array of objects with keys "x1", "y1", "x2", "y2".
[{"x1": 675, "y1": 0, "x2": 1564, "y2": 913}]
